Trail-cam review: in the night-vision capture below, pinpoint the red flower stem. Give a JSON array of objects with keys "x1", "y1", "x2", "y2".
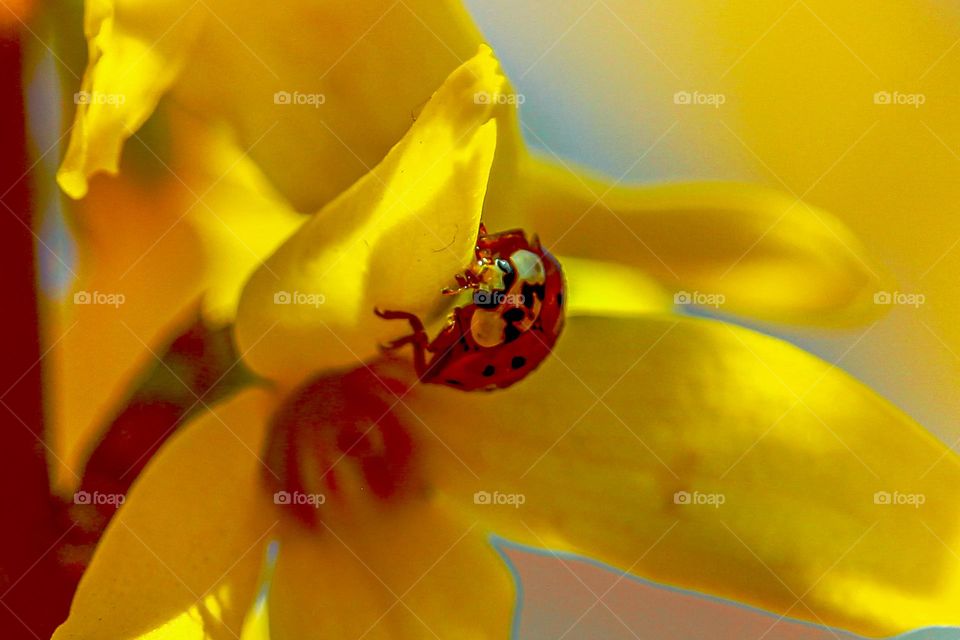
[{"x1": 0, "y1": 30, "x2": 73, "y2": 639}]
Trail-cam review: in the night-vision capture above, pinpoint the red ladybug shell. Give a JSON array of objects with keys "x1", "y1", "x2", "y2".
[{"x1": 421, "y1": 230, "x2": 565, "y2": 391}]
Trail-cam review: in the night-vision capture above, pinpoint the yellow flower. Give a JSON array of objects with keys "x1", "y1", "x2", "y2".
[
  {"x1": 53, "y1": 37, "x2": 960, "y2": 640},
  {"x1": 51, "y1": 0, "x2": 890, "y2": 494}
]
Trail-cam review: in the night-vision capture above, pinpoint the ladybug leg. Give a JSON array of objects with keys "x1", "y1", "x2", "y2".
[
  {"x1": 373, "y1": 308, "x2": 429, "y2": 378},
  {"x1": 374, "y1": 308, "x2": 426, "y2": 331}
]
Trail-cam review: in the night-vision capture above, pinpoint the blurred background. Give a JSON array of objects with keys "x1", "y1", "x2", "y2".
[{"x1": 3, "y1": 0, "x2": 960, "y2": 637}]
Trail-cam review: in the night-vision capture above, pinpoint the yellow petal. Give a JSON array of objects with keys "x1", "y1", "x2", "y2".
[
  {"x1": 515, "y1": 155, "x2": 887, "y2": 326},
  {"x1": 48, "y1": 104, "x2": 302, "y2": 492},
  {"x1": 176, "y1": 1, "x2": 495, "y2": 213},
  {"x1": 561, "y1": 255, "x2": 672, "y2": 317},
  {"x1": 57, "y1": 0, "x2": 205, "y2": 198},
  {"x1": 268, "y1": 504, "x2": 515, "y2": 639},
  {"x1": 58, "y1": 0, "x2": 505, "y2": 213},
  {"x1": 235, "y1": 49, "x2": 505, "y2": 385},
  {"x1": 53, "y1": 387, "x2": 279, "y2": 639},
  {"x1": 391, "y1": 315, "x2": 960, "y2": 636}
]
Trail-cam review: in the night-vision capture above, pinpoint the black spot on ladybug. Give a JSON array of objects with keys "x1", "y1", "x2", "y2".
[
  {"x1": 504, "y1": 324, "x2": 522, "y2": 344},
  {"x1": 502, "y1": 307, "x2": 525, "y2": 323},
  {"x1": 511, "y1": 356, "x2": 527, "y2": 370},
  {"x1": 521, "y1": 283, "x2": 545, "y2": 309},
  {"x1": 482, "y1": 364, "x2": 496, "y2": 377},
  {"x1": 556, "y1": 292, "x2": 564, "y2": 308}
]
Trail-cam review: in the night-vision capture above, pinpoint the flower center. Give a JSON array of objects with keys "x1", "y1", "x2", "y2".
[{"x1": 262, "y1": 367, "x2": 419, "y2": 528}]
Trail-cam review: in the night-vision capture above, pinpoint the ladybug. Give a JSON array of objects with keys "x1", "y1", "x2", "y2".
[{"x1": 375, "y1": 224, "x2": 565, "y2": 391}]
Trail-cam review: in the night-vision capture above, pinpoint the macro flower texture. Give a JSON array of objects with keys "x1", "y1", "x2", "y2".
[{"x1": 4, "y1": 0, "x2": 960, "y2": 639}]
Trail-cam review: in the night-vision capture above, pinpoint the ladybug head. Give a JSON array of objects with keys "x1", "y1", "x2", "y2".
[{"x1": 471, "y1": 258, "x2": 513, "y2": 309}]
